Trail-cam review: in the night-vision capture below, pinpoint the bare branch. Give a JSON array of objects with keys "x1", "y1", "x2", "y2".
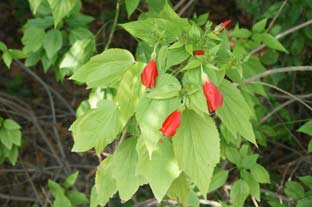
[
  {"x1": 105, "y1": 0, "x2": 120, "y2": 50},
  {"x1": 266, "y1": 0, "x2": 288, "y2": 32},
  {"x1": 248, "y1": 81, "x2": 312, "y2": 111},
  {"x1": 244, "y1": 66, "x2": 312, "y2": 83},
  {"x1": 178, "y1": 0, "x2": 196, "y2": 16},
  {"x1": 0, "y1": 193, "x2": 36, "y2": 202}
]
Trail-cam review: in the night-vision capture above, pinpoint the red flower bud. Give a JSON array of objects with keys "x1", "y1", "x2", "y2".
[
  {"x1": 141, "y1": 60, "x2": 158, "y2": 88},
  {"x1": 193, "y1": 50, "x2": 205, "y2": 56},
  {"x1": 221, "y1": 19, "x2": 232, "y2": 28},
  {"x1": 160, "y1": 110, "x2": 181, "y2": 137},
  {"x1": 203, "y1": 81, "x2": 224, "y2": 112}
]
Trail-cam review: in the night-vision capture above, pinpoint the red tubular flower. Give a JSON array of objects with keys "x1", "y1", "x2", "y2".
[
  {"x1": 141, "y1": 60, "x2": 158, "y2": 88},
  {"x1": 203, "y1": 81, "x2": 224, "y2": 112},
  {"x1": 193, "y1": 50, "x2": 205, "y2": 56},
  {"x1": 221, "y1": 19, "x2": 232, "y2": 28},
  {"x1": 160, "y1": 110, "x2": 181, "y2": 137}
]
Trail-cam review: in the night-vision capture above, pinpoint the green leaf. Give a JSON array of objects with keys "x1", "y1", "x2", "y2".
[
  {"x1": 70, "y1": 100, "x2": 121, "y2": 153},
  {"x1": 66, "y1": 13, "x2": 94, "y2": 28},
  {"x1": 165, "y1": 46, "x2": 189, "y2": 69},
  {"x1": 146, "y1": 0, "x2": 166, "y2": 11},
  {"x1": 173, "y1": 110, "x2": 220, "y2": 195},
  {"x1": 299, "y1": 176, "x2": 312, "y2": 189},
  {"x1": 24, "y1": 16, "x2": 54, "y2": 29},
  {"x1": 225, "y1": 146, "x2": 241, "y2": 166},
  {"x1": 125, "y1": 0, "x2": 140, "y2": 17},
  {"x1": 167, "y1": 173, "x2": 192, "y2": 206},
  {"x1": 28, "y1": 0, "x2": 43, "y2": 14},
  {"x1": 297, "y1": 196, "x2": 312, "y2": 207},
  {"x1": 147, "y1": 74, "x2": 181, "y2": 99},
  {"x1": 7, "y1": 146, "x2": 18, "y2": 165},
  {"x1": 66, "y1": 190, "x2": 89, "y2": 206},
  {"x1": 121, "y1": 18, "x2": 182, "y2": 45},
  {"x1": 261, "y1": 33, "x2": 288, "y2": 53},
  {"x1": 196, "y1": 13, "x2": 208, "y2": 26},
  {"x1": 60, "y1": 39, "x2": 95, "y2": 70},
  {"x1": 230, "y1": 179, "x2": 250, "y2": 207},
  {"x1": 69, "y1": 27, "x2": 94, "y2": 44},
  {"x1": 231, "y1": 26, "x2": 252, "y2": 38},
  {"x1": 7, "y1": 130, "x2": 22, "y2": 147},
  {"x1": 22, "y1": 27, "x2": 45, "y2": 53},
  {"x1": 250, "y1": 164, "x2": 270, "y2": 184},
  {"x1": 308, "y1": 140, "x2": 312, "y2": 153},
  {"x1": 2, "y1": 51, "x2": 12, "y2": 68},
  {"x1": 8, "y1": 49, "x2": 27, "y2": 59},
  {"x1": 217, "y1": 80, "x2": 257, "y2": 145},
  {"x1": 136, "y1": 138, "x2": 180, "y2": 201},
  {"x1": 71, "y1": 48, "x2": 135, "y2": 88},
  {"x1": 252, "y1": 18, "x2": 267, "y2": 33},
  {"x1": 241, "y1": 170, "x2": 260, "y2": 201},
  {"x1": 284, "y1": 181, "x2": 305, "y2": 200},
  {"x1": 208, "y1": 170, "x2": 229, "y2": 192},
  {"x1": 47, "y1": 0, "x2": 79, "y2": 27},
  {"x1": 90, "y1": 186, "x2": 100, "y2": 207},
  {"x1": 112, "y1": 138, "x2": 145, "y2": 201},
  {"x1": 136, "y1": 96, "x2": 180, "y2": 156},
  {"x1": 53, "y1": 195, "x2": 72, "y2": 207},
  {"x1": 298, "y1": 120, "x2": 312, "y2": 136},
  {"x1": 240, "y1": 154, "x2": 258, "y2": 170},
  {"x1": 0, "y1": 41, "x2": 7, "y2": 51},
  {"x1": 63, "y1": 171, "x2": 79, "y2": 189},
  {"x1": 186, "y1": 88, "x2": 209, "y2": 117},
  {"x1": 0, "y1": 129, "x2": 13, "y2": 150},
  {"x1": 95, "y1": 157, "x2": 117, "y2": 205},
  {"x1": 115, "y1": 62, "x2": 145, "y2": 127},
  {"x1": 43, "y1": 29, "x2": 63, "y2": 59},
  {"x1": 25, "y1": 51, "x2": 42, "y2": 67},
  {"x1": 48, "y1": 180, "x2": 65, "y2": 197}
]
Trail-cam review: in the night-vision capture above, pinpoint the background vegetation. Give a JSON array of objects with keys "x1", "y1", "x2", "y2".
[{"x1": 0, "y1": 0, "x2": 311, "y2": 206}]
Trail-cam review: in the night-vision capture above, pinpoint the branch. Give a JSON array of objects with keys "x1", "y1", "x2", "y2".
[
  {"x1": 266, "y1": 0, "x2": 288, "y2": 32},
  {"x1": 244, "y1": 66, "x2": 312, "y2": 83},
  {"x1": 174, "y1": 0, "x2": 187, "y2": 11},
  {"x1": 249, "y1": 19, "x2": 312, "y2": 55},
  {"x1": 0, "y1": 193, "x2": 36, "y2": 202},
  {"x1": 0, "y1": 95, "x2": 64, "y2": 169},
  {"x1": 247, "y1": 81, "x2": 312, "y2": 111},
  {"x1": 261, "y1": 93, "x2": 312, "y2": 123},
  {"x1": 13, "y1": 60, "x2": 70, "y2": 173},
  {"x1": 13, "y1": 60, "x2": 75, "y2": 115},
  {"x1": 260, "y1": 189, "x2": 293, "y2": 205},
  {"x1": 105, "y1": 0, "x2": 120, "y2": 50},
  {"x1": 178, "y1": 0, "x2": 196, "y2": 16}
]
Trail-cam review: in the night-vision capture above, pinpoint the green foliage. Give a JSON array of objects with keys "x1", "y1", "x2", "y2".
[
  {"x1": 298, "y1": 120, "x2": 312, "y2": 136},
  {"x1": 230, "y1": 179, "x2": 250, "y2": 207},
  {"x1": 173, "y1": 110, "x2": 219, "y2": 195},
  {"x1": 0, "y1": 117, "x2": 22, "y2": 165},
  {"x1": 0, "y1": 41, "x2": 27, "y2": 68},
  {"x1": 48, "y1": 171, "x2": 88, "y2": 207},
  {"x1": 20, "y1": 0, "x2": 96, "y2": 79},
  {"x1": 66, "y1": 1, "x2": 291, "y2": 205},
  {"x1": 125, "y1": 0, "x2": 140, "y2": 17},
  {"x1": 281, "y1": 178, "x2": 312, "y2": 207},
  {"x1": 70, "y1": 100, "x2": 121, "y2": 153},
  {"x1": 71, "y1": 48, "x2": 135, "y2": 88}
]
